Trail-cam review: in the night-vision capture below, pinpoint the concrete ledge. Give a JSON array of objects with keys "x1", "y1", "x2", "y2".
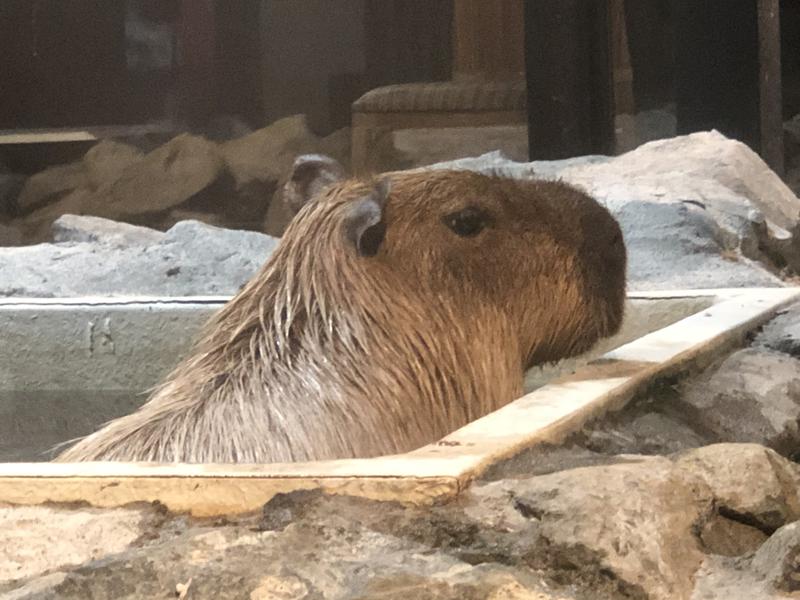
[{"x1": 0, "y1": 288, "x2": 798, "y2": 516}]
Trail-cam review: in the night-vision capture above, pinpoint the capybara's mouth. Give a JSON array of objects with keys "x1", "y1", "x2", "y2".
[{"x1": 522, "y1": 284, "x2": 626, "y2": 372}]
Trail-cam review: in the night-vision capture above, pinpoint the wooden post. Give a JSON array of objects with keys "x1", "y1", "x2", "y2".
[
  {"x1": 610, "y1": 0, "x2": 635, "y2": 116},
  {"x1": 673, "y1": 0, "x2": 783, "y2": 175},
  {"x1": 363, "y1": 0, "x2": 453, "y2": 88},
  {"x1": 758, "y1": 0, "x2": 784, "y2": 176},
  {"x1": 523, "y1": 0, "x2": 615, "y2": 160},
  {"x1": 214, "y1": 0, "x2": 264, "y2": 127},
  {"x1": 451, "y1": 0, "x2": 525, "y2": 81},
  {"x1": 176, "y1": 0, "x2": 217, "y2": 127}
]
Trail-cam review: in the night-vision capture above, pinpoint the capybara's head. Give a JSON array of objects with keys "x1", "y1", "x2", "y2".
[
  {"x1": 285, "y1": 156, "x2": 626, "y2": 369},
  {"x1": 56, "y1": 156, "x2": 627, "y2": 463}
]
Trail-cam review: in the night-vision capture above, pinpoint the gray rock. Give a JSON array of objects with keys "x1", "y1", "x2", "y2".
[
  {"x1": 692, "y1": 521, "x2": 800, "y2": 599},
  {"x1": 611, "y1": 199, "x2": 781, "y2": 290},
  {"x1": 675, "y1": 443, "x2": 800, "y2": 532},
  {"x1": 678, "y1": 348, "x2": 800, "y2": 456},
  {"x1": 0, "y1": 505, "x2": 160, "y2": 584},
  {"x1": 2, "y1": 130, "x2": 797, "y2": 294},
  {"x1": 0, "y1": 220, "x2": 278, "y2": 297},
  {"x1": 755, "y1": 301, "x2": 800, "y2": 358},
  {"x1": 583, "y1": 409, "x2": 708, "y2": 456},
  {"x1": 482, "y1": 444, "x2": 800, "y2": 600},
  {"x1": 0, "y1": 497, "x2": 569, "y2": 600},
  {"x1": 51, "y1": 214, "x2": 164, "y2": 246},
  {"x1": 750, "y1": 520, "x2": 800, "y2": 593},
  {"x1": 485, "y1": 455, "x2": 704, "y2": 600}
]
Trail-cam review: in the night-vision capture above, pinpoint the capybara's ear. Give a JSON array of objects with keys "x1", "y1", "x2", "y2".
[
  {"x1": 283, "y1": 154, "x2": 347, "y2": 215},
  {"x1": 343, "y1": 178, "x2": 390, "y2": 257}
]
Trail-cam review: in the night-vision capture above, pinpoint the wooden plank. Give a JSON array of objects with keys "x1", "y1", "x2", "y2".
[
  {"x1": 523, "y1": 0, "x2": 615, "y2": 159},
  {"x1": 0, "y1": 475, "x2": 463, "y2": 517},
  {"x1": 452, "y1": 0, "x2": 525, "y2": 81},
  {"x1": 674, "y1": 1, "x2": 762, "y2": 153},
  {"x1": 363, "y1": 0, "x2": 453, "y2": 89},
  {"x1": 352, "y1": 110, "x2": 526, "y2": 130},
  {"x1": 0, "y1": 123, "x2": 176, "y2": 145},
  {"x1": 674, "y1": 0, "x2": 784, "y2": 173},
  {"x1": 758, "y1": 0, "x2": 784, "y2": 176}
]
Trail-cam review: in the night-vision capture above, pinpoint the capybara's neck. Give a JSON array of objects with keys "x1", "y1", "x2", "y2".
[{"x1": 177, "y1": 236, "x2": 524, "y2": 461}]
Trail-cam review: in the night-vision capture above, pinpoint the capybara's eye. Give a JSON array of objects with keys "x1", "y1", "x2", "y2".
[{"x1": 443, "y1": 206, "x2": 489, "y2": 237}]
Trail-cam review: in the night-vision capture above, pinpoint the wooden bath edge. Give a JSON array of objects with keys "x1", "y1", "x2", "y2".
[{"x1": 0, "y1": 287, "x2": 798, "y2": 516}]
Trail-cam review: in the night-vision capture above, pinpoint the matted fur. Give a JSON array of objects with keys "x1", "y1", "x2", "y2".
[{"x1": 56, "y1": 169, "x2": 626, "y2": 463}]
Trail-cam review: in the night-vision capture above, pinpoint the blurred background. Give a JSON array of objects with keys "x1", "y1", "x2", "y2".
[{"x1": 0, "y1": 0, "x2": 795, "y2": 243}]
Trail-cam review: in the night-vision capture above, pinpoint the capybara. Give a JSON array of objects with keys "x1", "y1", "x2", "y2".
[{"x1": 56, "y1": 157, "x2": 626, "y2": 463}]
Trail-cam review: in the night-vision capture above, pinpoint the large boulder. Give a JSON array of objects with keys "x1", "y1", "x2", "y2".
[
  {"x1": 677, "y1": 347, "x2": 800, "y2": 456},
  {"x1": 101, "y1": 133, "x2": 225, "y2": 216},
  {"x1": 0, "y1": 505, "x2": 159, "y2": 584},
  {"x1": 3, "y1": 444, "x2": 799, "y2": 600},
  {"x1": 52, "y1": 214, "x2": 164, "y2": 246},
  {"x1": 0, "y1": 217, "x2": 278, "y2": 297}
]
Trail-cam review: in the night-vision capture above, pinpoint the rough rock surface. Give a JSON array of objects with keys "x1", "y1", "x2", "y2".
[
  {"x1": 678, "y1": 348, "x2": 800, "y2": 456},
  {"x1": 2, "y1": 131, "x2": 799, "y2": 295},
  {"x1": 2, "y1": 444, "x2": 799, "y2": 600},
  {"x1": 756, "y1": 305, "x2": 800, "y2": 358},
  {"x1": 102, "y1": 133, "x2": 225, "y2": 216},
  {"x1": 51, "y1": 214, "x2": 164, "y2": 246},
  {"x1": 428, "y1": 131, "x2": 799, "y2": 289},
  {"x1": 0, "y1": 218, "x2": 277, "y2": 297},
  {"x1": 486, "y1": 300, "x2": 800, "y2": 477},
  {"x1": 0, "y1": 505, "x2": 159, "y2": 583}
]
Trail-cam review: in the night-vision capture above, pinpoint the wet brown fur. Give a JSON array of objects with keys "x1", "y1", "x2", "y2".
[{"x1": 56, "y1": 169, "x2": 626, "y2": 463}]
